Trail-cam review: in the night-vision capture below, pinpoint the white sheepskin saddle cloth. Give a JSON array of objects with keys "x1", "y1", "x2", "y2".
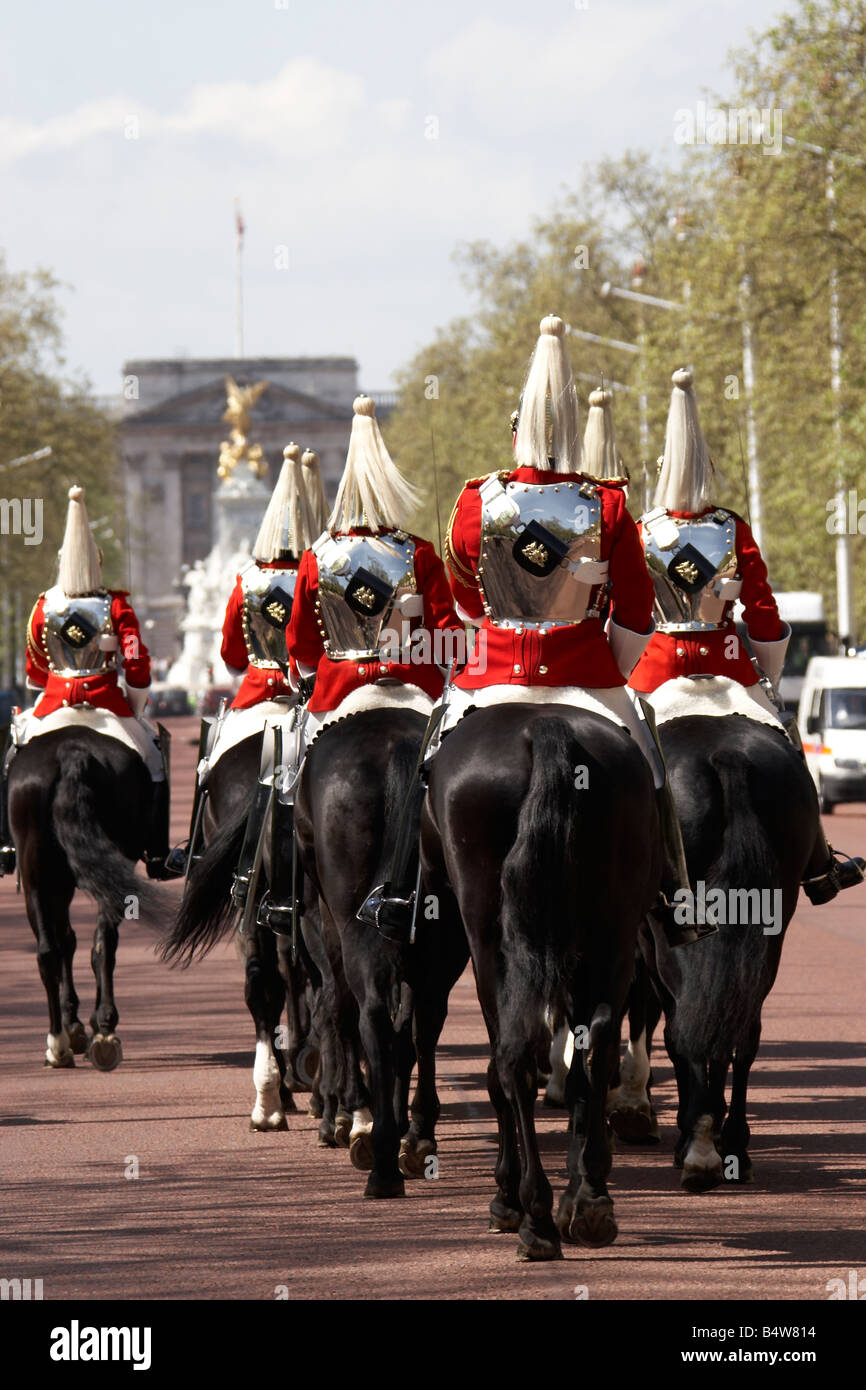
[
  {"x1": 307, "y1": 682, "x2": 434, "y2": 743},
  {"x1": 441, "y1": 683, "x2": 629, "y2": 734},
  {"x1": 13, "y1": 704, "x2": 163, "y2": 777},
  {"x1": 208, "y1": 699, "x2": 295, "y2": 773},
  {"x1": 646, "y1": 676, "x2": 784, "y2": 730}
]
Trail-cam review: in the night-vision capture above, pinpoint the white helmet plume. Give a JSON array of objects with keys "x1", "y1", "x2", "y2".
[
  {"x1": 301, "y1": 448, "x2": 330, "y2": 535},
  {"x1": 328, "y1": 396, "x2": 420, "y2": 533},
  {"x1": 654, "y1": 368, "x2": 714, "y2": 513},
  {"x1": 58, "y1": 485, "x2": 103, "y2": 596},
  {"x1": 582, "y1": 388, "x2": 625, "y2": 482},
  {"x1": 252, "y1": 443, "x2": 315, "y2": 561},
  {"x1": 513, "y1": 315, "x2": 581, "y2": 474}
]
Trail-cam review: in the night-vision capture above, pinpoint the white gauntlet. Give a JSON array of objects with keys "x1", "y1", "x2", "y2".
[{"x1": 750, "y1": 623, "x2": 791, "y2": 688}]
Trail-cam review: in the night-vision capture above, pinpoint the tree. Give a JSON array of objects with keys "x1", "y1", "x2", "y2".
[
  {"x1": 0, "y1": 252, "x2": 120, "y2": 686},
  {"x1": 384, "y1": 0, "x2": 866, "y2": 643}
]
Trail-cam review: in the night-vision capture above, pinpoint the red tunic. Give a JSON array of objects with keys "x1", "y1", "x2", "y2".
[
  {"x1": 628, "y1": 509, "x2": 784, "y2": 692},
  {"x1": 287, "y1": 531, "x2": 462, "y2": 714},
  {"x1": 220, "y1": 560, "x2": 297, "y2": 711},
  {"x1": 26, "y1": 590, "x2": 151, "y2": 718},
  {"x1": 445, "y1": 466, "x2": 654, "y2": 690}
]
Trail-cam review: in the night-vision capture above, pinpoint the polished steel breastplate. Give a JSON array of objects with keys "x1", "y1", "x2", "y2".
[
  {"x1": 641, "y1": 508, "x2": 740, "y2": 632},
  {"x1": 477, "y1": 475, "x2": 607, "y2": 629},
  {"x1": 313, "y1": 532, "x2": 418, "y2": 661},
  {"x1": 43, "y1": 591, "x2": 114, "y2": 677},
  {"x1": 241, "y1": 564, "x2": 297, "y2": 670}
]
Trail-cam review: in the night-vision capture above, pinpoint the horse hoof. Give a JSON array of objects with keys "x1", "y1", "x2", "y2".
[
  {"x1": 249, "y1": 1112, "x2": 289, "y2": 1132},
  {"x1": 334, "y1": 1112, "x2": 352, "y2": 1148},
  {"x1": 488, "y1": 1198, "x2": 522, "y2": 1233},
  {"x1": 349, "y1": 1132, "x2": 374, "y2": 1172},
  {"x1": 44, "y1": 1050, "x2": 75, "y2": 1069},
  {"x1": 608, "y1": 1105, "x2": 660, "y2": 1145},
  {"x1": 67, "y1": 1022, "x2": 88, "y2": 1055},
  {"x1": 89, "y1": 1034, "x2": 123, "y2": 1071},
  {"x1": 681, "y1": 1165, "x2": 724, "y2": 1193},
  {"x1": 398, "y1": 1137, "x2": 436, "y2": 1179},
  {"x1": 308, "y1": 1095, "x2": 324, "y2": 1119},
  {"x1": 515, "y1": 1229, "x2": 563, "y2": 1262},
  {"x1": 294, "y1": 1045, "x2": 319, "y2": 1092},
  {"x1": 317, "y1": 1133, "x2": 336, "y2": 1149},
  {"x1": 363, "y1": 1173, "x2": 405, "y2": 1199},
  {"x1": 569, "y1": 1195, "x2": 618, "y2": 1248}
]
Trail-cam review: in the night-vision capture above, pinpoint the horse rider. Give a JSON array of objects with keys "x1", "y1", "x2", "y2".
[
  {"x1": 628, "y1": 366, "x2": 864, "y2": 906},
  {"x1": 0, "y1": 484, "x2": 173, "y2": 880},
  {"x1": 286, "y1": 393, "x2": 463, "y2": 737},
  {"x1": 166, "y1": 443, "x2": 325, "y2": 888},
  {"x1": 363, "y1": 315, "x2": 711, "y2": 947}
]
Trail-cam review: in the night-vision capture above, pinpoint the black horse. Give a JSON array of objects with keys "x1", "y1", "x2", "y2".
[
  {"x1": 163, "y1": 731, "x2": 320, "y2": 1129},
  {"x1": 421, "y1": 703, "x2": 661, "y2": 1260},
  {"x1": 8, "y1": 728, "x2": 165, "y2": 1069},
  {"x1": 630, "y1": 714, "x2": 818, "y2": 1190},
  {"x1": 294, "y1": 705, "x2": 470, "y2": 1197}
]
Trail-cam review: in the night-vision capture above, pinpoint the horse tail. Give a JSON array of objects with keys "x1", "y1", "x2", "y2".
[
  {"x1": 161, "y1": 807, "x2": 248, "y2": 965},
  {"x1": 52, "y1": 745, "x2": 164, "y2": 924},
  {"x1": 672, "y1": 747, "x2": 781, "y2": 1062},
  {"x1": 501, "y1": 716, "x2": 582, "y2": 999}
]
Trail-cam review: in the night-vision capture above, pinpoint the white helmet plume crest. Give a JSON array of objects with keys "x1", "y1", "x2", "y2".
[
  {"x1": 328, "y1": 395, "x2": 420, "y2": 534},
  {"x1": 582, "y1": 388, "x2": 625, "y2": 482},
  {"x1": 252, "y1": 443, "x2": 316, "y2": 561},
  {"x1": 654, "y1": 367, "x2": 714, "y2": 513},
  {"x1": 58, "y1": 485, "x2": 103, "y2": 596},
  {"x1": 301, "y1": 448, "x2": 330, "y2": 535},
  {"x1": 513, "y1": 314, "x2": 581, "y2": 474}
]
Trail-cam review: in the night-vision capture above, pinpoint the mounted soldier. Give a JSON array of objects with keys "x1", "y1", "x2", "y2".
[
  {"x1": 365, "y1": 315, "x2": 709, "y2": 948},
  {"x1": 167, "y1": 442, "x2": 323, "y2": 895},
  {"x1": 628, "y1": 366, "x2": 864, "y2": 906},
  {"x1": 0, "y1": 484, "x2": 172, "y2": 880},
  {"x1": 286, "y1": 394, "x2": 462, "y2": 734}
]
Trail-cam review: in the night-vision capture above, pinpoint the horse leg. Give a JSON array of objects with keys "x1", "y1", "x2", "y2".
[
  {"x1": 720, "y1": 1023, "x2": 759, "y2": 1183},
  {"x1": 679, "y1": 1055, "x2": 723, "y2": 1192},
  {"x1": 607, "y1": 954, "x2": 659, "y2": 1143},
  {"x1": 58, "y1": 914, "x2": 87, "y2": 1057},
  {"x1": 401, "y1": 885, "x2": 468, "y2": 1178},
  {"x1": 558, "y1": 1000, "x2": 620, "y2": 1249},
  {"x1": 25, "y1": 874, "x2": 75, "y2": 1069},
  {"x1": 350, "y1": 966, "x2": 404, "y2": 1200},
  {"x1": 89, "y1": 913, "x2": 123, "y2": 1071},
  {"x1": 392, "y1": 982, "x2": 415, "y2": 1145},
  {"x1": 244, "y1": 926, "x2": 293, "y2": 1131}
]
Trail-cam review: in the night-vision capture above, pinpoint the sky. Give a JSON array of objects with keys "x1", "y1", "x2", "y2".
[{"x1": 0, "y1": 0, "x2": 791, "y2": 397}]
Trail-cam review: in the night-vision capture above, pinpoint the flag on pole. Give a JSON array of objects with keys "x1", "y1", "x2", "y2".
[{"x1": 235, "y1": 198, "x2": 245, "y2": 251}]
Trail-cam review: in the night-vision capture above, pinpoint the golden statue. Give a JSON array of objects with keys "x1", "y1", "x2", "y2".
[{"x1": 217, "y1": 376, "x2": 270, "y2": 480}]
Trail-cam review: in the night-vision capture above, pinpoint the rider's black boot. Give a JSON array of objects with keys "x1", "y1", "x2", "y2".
[
  {"x1": 803, "y1": 849, "x2": 866, "y2": 905},
  {"x1": 144, "y1": 779, "x2": 174, "y2": 881}
]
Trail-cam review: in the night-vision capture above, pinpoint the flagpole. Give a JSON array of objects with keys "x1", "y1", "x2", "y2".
[{"x1": 234, "y1": 196, "x2": 244, "y2": 359}]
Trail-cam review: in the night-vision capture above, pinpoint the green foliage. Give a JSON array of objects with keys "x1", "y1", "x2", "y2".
[
  {"x1": 0, "y1": 253, "x2": 120, "y2": 685},
  {"x1": 384, "y1": 0, "x2": 866, "y2": 644}
]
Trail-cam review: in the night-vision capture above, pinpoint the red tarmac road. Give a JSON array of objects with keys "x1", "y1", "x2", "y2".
[{"x1": 0, "y1": 716, "x2": 864, "y2": 1301}]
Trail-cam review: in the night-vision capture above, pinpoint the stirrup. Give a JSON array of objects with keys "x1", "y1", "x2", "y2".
[
  {"x1": 0, "y1": 844, "x2": 16, "y2": 876},
  {"x1": 653, "y1": 893, "x2": 718, "y2": 949},
  {"x1": 164, "y1": 842, "x2": 188, "y2": 878},
  {"x1": 144, "y1": 853, "x2": 174, "y2": 882},
  {"x1": 357, "y1": 883, "x2": 416, "y2": 943},
  {"x1": 231, "y1": 872, "x2": 252, "y2": 912},
  {"x1": 803, "y1": 850, "x2": 865, "y2": 906},
  {"x1": 256, "y1": 892, "x2": 296, "y2": 938}
]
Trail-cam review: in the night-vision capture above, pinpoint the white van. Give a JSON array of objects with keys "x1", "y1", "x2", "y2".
[{"x1": 798, "y1": 656, "x2": 866, "y2": 812}]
